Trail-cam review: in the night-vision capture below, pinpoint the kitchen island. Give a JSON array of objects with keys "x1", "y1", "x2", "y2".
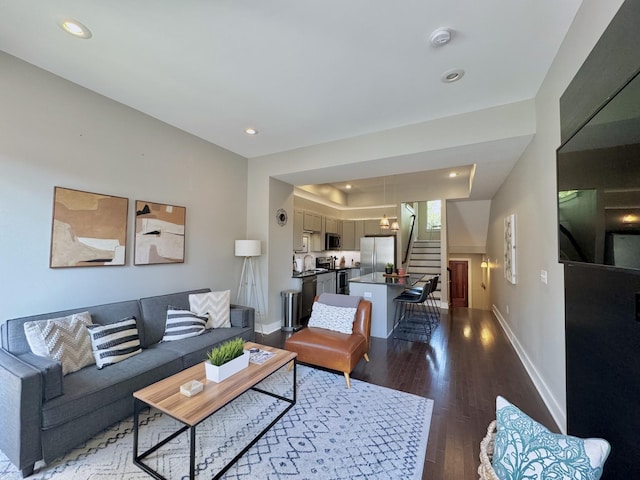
[{"x1": 349, "y1": 272, "x2": 423, "y2": 338}]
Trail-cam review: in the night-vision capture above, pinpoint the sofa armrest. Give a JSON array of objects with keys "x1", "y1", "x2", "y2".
[
  {"x1": 0, "y1": 348, "x2": 43, "y2": 475},
  {"x1": 18, "y1": 352, "x2": 64, "y2": 401},
  {"x1": 230, "y1": 304, "x2": 255, "y2": 329},
  {"x1": 352, "y1": 300, "x2": 372, "y2": 350}
]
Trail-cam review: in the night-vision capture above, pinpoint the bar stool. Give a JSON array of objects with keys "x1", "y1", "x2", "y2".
[
  {"x1": 392, "y1": 278, "x2": 433, "y2": 341},
  {"x1": 426, "y1": 275, "x2": 441, "y2": 327}
]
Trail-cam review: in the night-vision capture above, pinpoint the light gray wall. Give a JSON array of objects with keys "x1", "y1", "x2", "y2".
[
  {"x1": 247, "y1": 103, "x2": 535, "y2": 326},
  {"x1": 486, "y1": 0, "x2": 625, "y2": 431},
  {"x1": 0, "y1": 51, "x2": 249, "y2": 321},
  {"x1": 447, "y1": 200, "x2": 491, "y2": 253}
]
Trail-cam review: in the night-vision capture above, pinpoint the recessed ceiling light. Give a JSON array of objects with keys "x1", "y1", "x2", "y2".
[
  {"x1": 449, "y1": 172, "x2": 458, "y2": 178},
  {"x1": 244, "y1": 128, "x2": 258, "y2": 135},
  {"x1": 59, "y1": 19, "x2": 92, "y2": 39},
  {"x1": 441, "y1": 68, "x2": 465, "y2": 83},
  {"x1": 345, "y1": 184, "x2": 352, "y2": 190}
]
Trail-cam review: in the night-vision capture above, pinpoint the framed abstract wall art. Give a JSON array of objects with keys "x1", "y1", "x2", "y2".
[
  {"x1": 504, "y1": 213, "x2": 516, "y2": 284},
  {"x1": 134, "y1": 200, "x2": 186, "y2": 265},
  {"x1": 50, "y1": 187, "x2": 128, "y2": 268}
]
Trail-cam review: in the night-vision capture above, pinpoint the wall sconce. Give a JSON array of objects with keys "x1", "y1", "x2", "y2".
[{"x1": 481, "y1": 257, "x2": 488, "y2": 269}]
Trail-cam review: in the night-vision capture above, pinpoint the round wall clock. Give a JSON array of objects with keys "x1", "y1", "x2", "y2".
[{"x1": 276, "y1": 208, "x2": 288, "y2": 226}]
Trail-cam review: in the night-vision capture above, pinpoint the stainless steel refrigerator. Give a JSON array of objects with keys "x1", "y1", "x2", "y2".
[{"x1": 359, "y1": 235, "x2": 397, "y2": 275}]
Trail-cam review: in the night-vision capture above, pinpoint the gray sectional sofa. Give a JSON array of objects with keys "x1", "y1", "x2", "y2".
[{"x1": 0, "y1": 288, "x2": 255, "y2": 477}]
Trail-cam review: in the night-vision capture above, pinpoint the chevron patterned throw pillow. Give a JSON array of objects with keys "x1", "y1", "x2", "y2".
[
  {"x1": 189, "y1": 290, "x2": 231, "y2": 329},
  {"x1": 23, "y1": 311, "x2": 96, "y2": 375}
]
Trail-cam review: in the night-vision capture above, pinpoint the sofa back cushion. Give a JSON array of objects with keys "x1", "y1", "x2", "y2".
[
  {"x1": 1, "y1": 300, "x2": 142, "y2": 355},
  {"x1": 138, "y1": 289, "x2": 211, "y2": 348}
]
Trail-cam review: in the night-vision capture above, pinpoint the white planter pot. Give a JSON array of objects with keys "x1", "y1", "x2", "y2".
[{"x1": 204, "y1": 350, "x2": 250, "y2": 383}]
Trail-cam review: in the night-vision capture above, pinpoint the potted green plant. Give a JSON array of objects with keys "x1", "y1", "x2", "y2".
[
  {"x1": 204, "y1": 338, "x2": 249, "y2": 383},
  {"x1": 385, "y1": 263, "x2": 394, "y2": 274}
]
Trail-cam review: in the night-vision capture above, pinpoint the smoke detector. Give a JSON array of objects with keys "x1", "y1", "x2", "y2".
[{"x1": 430, "y1": 28, "x2": 452, "y2": 46}]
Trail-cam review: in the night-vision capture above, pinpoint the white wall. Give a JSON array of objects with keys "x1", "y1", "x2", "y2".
[
  {"x1": 0, "y1": 52, "x2": 249, "y2": 321},
  {"x1": 486, "y1": 0, "x2": 625, "y2": 431}
]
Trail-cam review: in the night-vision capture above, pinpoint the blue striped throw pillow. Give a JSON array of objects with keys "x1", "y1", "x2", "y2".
[
  {"x1": 162, "y1": 308, "x2": 208, "y2": 342},
  {"x1": 86, "y1": 317, "x2": 142, "y2": 369}
]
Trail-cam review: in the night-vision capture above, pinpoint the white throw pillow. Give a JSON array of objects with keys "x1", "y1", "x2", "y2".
[
  {"x1": 23, "y1": 311, "x2": 95, "y2": 375},
  {"x1": 493, "y1": 396, "x2": 610, "y2": 480},
  {"x1": 308, "y1": 302, "x2": 357, "y2": 334},
  {"x1": 189, "y1": 290, "x2": 231, "y2": 329},
  {"x1": 162, "y1": 307, "x2": 208, "y2": 341},
  {"x1": 86, "y1": 317, "x2": 142, "y2": 369}
]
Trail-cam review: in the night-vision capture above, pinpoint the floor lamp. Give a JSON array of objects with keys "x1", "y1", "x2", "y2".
[{"x1": 235, "y1": 240, "x2": 265, "y2": 334}]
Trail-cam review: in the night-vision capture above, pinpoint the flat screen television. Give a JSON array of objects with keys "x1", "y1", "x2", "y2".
[{"x1": 557, "y1": 69, "x2": 640, "y2": 271}]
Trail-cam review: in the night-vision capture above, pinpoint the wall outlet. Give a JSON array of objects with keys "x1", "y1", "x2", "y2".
[
  {"x1": 364, "y1": 292, "x2": 372, "y2": 298},
  {"x1": 540, "y1": 270, "x2": 548, "y2": 284}
]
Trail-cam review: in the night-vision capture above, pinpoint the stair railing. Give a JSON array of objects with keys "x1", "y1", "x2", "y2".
[{"x1": 402, "y1": 214, "x2": 416, "y2": 266}]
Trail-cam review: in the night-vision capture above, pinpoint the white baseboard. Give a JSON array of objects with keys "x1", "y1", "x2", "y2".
[
  {"x1": 255, "y1": 321, "x2": 281, "y2": 335},
  {"x1": 492, "y1": 305, "x2": 567, "y2": 433}
]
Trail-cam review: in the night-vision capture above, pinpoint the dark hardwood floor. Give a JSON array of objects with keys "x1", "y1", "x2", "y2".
[{"x1": 256, "y1": 307, "x2": 558, "y2": 480}]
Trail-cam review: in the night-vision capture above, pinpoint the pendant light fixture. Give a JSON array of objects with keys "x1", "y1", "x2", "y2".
[
  {"x1": 390, "y1": 175, "x2": 400, "y2": 232},
  {"x1": 379, "y1": 177, "x2": 390, "y2": 229}
]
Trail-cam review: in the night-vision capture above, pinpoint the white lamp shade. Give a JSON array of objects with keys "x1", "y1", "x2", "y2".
[{"x1": 235, "y1": 240, "x2": 261, "y2": 257}]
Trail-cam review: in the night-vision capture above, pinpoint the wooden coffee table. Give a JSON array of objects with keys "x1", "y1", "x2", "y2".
[{"x1": 132, "y1": 342, "x2": 297, "y2": 480}]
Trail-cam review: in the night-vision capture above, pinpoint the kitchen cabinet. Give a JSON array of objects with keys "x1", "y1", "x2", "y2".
[
  {"x1": 363, "y1": 219, "x2": 396, "y2": 236},
  {"x1": 316, "y1": 272, "x2": 336, "y2": 295},
  {"x1": 325, "y1": 217, "x2": 339, "y2": 234},
  {"x1": 364, "y1": 219, "x2": 382, "y2": 236},
  {"x1": 355, "y1": 220, "x2": 364, "y2": 250},
  {"x1": 310, "y1": 233, "x2": 323, "y2": 252},
  {"x1": 342, "y1": 220, "x2": 356, "y2": 250},
  {"x1": 303, "y1": 212, "x2": 322, "y2": 232},
  {"x1": 293, "y1": 210, "x2": 305, "y2": 252}
]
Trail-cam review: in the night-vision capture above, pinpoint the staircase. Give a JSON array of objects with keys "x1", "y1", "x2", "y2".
[{"x1": 406, "y1": 240, "x2": 442, "y2": 303}]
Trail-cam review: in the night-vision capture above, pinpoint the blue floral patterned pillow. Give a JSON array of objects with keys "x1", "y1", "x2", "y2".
[{"x1": 492, "y1": 396, "x2": 610, "y2": 480}]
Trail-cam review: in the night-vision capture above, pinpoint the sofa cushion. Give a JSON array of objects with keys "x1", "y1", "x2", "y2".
[
  {"x1": 285, "y1": 326, "x2": 366, "y2": 374},
  {"x1": 308, "y1": 302, "x2": 357, "y2": 334},
  {"x1": 157, "y1": 327, "x2": 252, "y2": 368},
  {"x1": 41, "y1": 346, "x2": 183, "y2": 430},
  {"x1": 23, "y1": 311, "x2": 95, "y2": 375},
  {"x1": 87, "y1": 317, "x2": 142, "y2": 369},
  {"x1": 1, "y1": 300, "x2": 142, "y2": 355},
  {"x1": 493, "y1": 396, "x2": 610, "y2": 480},
  {"x1": 162, "y1": 308, "x2": 208, "y2": 342},
  {"x1": 138, "y1": 289, "x2": 211, "y2": 347},
  {"x1": 189, "y1": 290, "x2": 231, "y2": 329}
]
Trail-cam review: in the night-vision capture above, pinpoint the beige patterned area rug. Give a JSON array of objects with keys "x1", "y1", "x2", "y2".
[{"x1": 0, "y1": 365, "x2": 433, "y2": 480}]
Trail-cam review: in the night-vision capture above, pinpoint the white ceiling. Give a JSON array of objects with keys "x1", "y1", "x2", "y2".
[{"x1": 0, "y1": 0, "x2": 583, "y2": 200}]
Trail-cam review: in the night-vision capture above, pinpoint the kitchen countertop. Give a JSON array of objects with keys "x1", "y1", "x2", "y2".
[
  {"x1": 349, "y1": 272, "x2": 422, "y2": 286},
  {"x1": 292, "y1": 266, "x2": 359, "y2": 279},
  {"x1": 292, "y1": 269, "x2": 327, "y2": 278}
]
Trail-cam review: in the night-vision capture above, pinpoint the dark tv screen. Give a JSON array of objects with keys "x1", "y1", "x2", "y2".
[{"x1": 557, "y1": 70, "x2": 640, "y2": 271}]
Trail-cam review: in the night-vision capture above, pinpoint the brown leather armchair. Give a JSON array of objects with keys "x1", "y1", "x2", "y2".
[{"x1": 285, "y1": 296, "x2": 372, "y2": 388}]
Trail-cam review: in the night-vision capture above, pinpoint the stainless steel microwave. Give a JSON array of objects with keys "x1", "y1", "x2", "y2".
[{"x1": 325, "y1": 233, "x2": 341, "y2": 250}]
